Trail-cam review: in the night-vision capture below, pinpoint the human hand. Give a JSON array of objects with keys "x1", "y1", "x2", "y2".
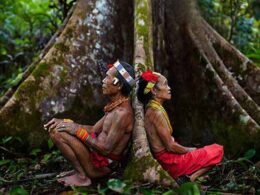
[
  {"x1": 44, "y1": 118, "x2": 63, "y2": 132},
  {"x1": 55, "y1": 121, "x2": 79, "y2": 135},
  {"x1": 187, "y1": 147, "x2": 197, "y2": 152}
]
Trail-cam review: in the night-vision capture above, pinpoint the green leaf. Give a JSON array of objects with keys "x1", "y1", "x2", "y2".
[
  {"x1": 71, "y1": 186, "x2": 88, "y2": 194},
  {"x1": 162, "y1": 189, "x2": 177, "y2": 195},
  {"x1": 0, "y1": 159, "x2": 11, "y2": 166},
  {"x1": 97, "y1": 184, "x2": 108, "y2": 195},
  {"x1": 47, "y1": 138, "x2": 54, "y2": 149},
  {"x1": 9, "y1": 186, "x2": 29, "y2": 195},
  {"x1": 243, "y1": 149, "x2": 256, "y2": 160},
  {"x1": 42, "y1": 153, "x2": 52, "y2": 162},
  {"x1": 107, "y1": 178, "x2": 126, "y2": 193},
  {"x1": 177, "y1": 182, "x2": 200, "y2": 195},
  {"x1": 14, "y1": 136, "x2": 23, "y2": 144},
  {"x1": 2, "y1": 136, "x2": 13, "y2": 144},
  {"x1": 140, "y1": 188, "x2": 154, "y2": 195},
  {"x1": 30, "y1": 148, "x2": 41, "y2": 156}
]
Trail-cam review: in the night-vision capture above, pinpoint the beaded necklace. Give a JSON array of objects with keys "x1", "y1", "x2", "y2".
[
  {"x1": 104, "y1": 97, "x2": 129, "y2": 112},
  {"x1": 146, "y1": 99, "x2": 173, "y2": 134}
]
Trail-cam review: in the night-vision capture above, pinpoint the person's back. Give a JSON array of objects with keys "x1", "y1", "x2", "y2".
[
  {"x1": 145, "y1": 108, "x2": 168, "y2": 153},
  {"x1": 145, "y1": 107, "x2": 184, "y2": 154},
  {"x1": 137, "y1": 70, "x2": 223, "y2": 181}
]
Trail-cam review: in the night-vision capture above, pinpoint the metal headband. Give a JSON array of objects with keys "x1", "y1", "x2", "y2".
[{"x1": 114, "y1": 60, "x2": 135, "y2": 87}]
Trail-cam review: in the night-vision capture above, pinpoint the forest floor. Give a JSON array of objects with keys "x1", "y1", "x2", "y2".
[{"x1": 0, "y1": 136, "x2": 259, "y2": 194}]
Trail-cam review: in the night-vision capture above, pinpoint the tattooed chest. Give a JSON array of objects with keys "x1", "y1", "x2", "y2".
[{"x1": 101, "y1": 113, "x2": 114, "y2": 134}]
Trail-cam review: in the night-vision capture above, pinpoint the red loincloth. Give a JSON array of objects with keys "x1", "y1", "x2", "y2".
[
  {"x1": 154, "y1": 144, "x2": 224, "y2": 178},
  {"x1": 90, "y1": 152, "x2": 121, "y2": 168},
  {"x1": 88, "y1": 132, "x2": 122, "y2": 168}
]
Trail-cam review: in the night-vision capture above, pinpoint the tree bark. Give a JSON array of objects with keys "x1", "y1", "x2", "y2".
[
  {"x1": 124, "y1": 0, "x2": 178, "y2": 187},
  {"x1": 0, "y1": 0, "x2": 134, "y2": 146},
  {"x1": 153, "y1": 0, "x2": 260, "y2": 156}
]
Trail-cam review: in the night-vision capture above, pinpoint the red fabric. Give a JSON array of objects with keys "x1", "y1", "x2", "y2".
[
  {"x1": 89, "y1": 133, "x2": 121, "y2": 168},
  {"x1": 91, "y1": 132, "x2": 97, "y2": 138},
  {"x1": 154, "y1": 144, "x2": 224, "y2": 178},
  {"x1": 90, "y1": 152, "x2": 109, "y2": 168},
  {"x1": 107, "y1": 153, "x2": 121, "y2": 161},
  {"x1": 89, "y1": 152, "x2": 121, "y2": 168}
]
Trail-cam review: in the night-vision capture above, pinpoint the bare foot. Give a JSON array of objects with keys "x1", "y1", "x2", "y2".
[
  {"x1": 190, "y1": 167, "x2": 211, "y2": 182},
  {"x1": 58, "y1": 172, "x2": 91, "y2": 186},
  {"x1": 57, "y1": 170, "x2": 76, "y2": 178},
  {"x1": 196, "y1": 174, "x2": 210, "y2": 182},
  {"x1": 57, "y1": 172, "x2": 76, "y2": 184}
]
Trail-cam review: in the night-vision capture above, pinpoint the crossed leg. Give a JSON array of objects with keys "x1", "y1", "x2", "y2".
[{"x1": 50, "y1": 131, "x2": 111, "y2": 186}]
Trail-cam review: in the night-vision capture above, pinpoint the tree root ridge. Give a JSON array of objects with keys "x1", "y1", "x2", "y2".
[
  {"x1": 197, "y1": 24, "x2": 259, "y2": 123},
  {"x1": 201, "y1": 19, "x2": 260, "y2": 103},
  {"x1": 188, "y1": 26, "x2": 260, "y2": 134},
  {"x1": 188, "y1": 24, "x2": 260, "y2": 125}
]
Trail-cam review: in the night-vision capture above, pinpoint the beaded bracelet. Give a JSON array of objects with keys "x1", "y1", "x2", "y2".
[
  {"x1": 64, "y1": 119, "x2": 73, "y2": 123},
  {"x1": 76, "y1": 128, "x2": 89, "y2": 141}
]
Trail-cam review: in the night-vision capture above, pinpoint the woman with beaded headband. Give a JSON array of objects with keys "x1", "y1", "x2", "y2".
[{"x1": 137, "y1": 70, "x2": 224, "y2": 182}]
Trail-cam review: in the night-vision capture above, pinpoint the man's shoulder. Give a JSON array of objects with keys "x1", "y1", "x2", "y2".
[{"x1": 111, "y1": 106, "x2": 132, "y2": 118}]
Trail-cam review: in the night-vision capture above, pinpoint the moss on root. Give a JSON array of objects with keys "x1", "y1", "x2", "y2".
[
  {"x1": 124, "y1": 153, "x2": 177, "y2": 187},
  {"x1": 135, "y1": 0, "x2": 153, "y2": 67},
  {"x1": 31, "y1": 63, "x2": 51, "y2": 78},
  {"x1": 54, "y1": 42, "x2": 70, "y2": 53},
  {"x1": 4, "y1": 58, "x2": 72, "y2": 147},
  {"x1": 210, "y1": 120, "x2": 259, "y2": 158}
]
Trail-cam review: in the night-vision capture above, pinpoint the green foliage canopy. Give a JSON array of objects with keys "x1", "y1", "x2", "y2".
[
  {"x1": 0, "y1": 0, "x2": 75, "y2": 96},
  {"x1": 198, "y1": 0, "x2": 260, "y2": 65},
  {"x1": 0, "y1": 0, "x2": 259, "y2": 97}
]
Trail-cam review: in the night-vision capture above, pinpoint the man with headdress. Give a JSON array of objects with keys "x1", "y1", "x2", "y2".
[{"x1": 44, "y1": 60, "x2": 135, "y2": 186}]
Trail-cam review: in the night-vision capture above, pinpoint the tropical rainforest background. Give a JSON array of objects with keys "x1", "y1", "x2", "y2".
[
  {"x1": 0, "y1": 0, "x2": 259, "y2": 194},
  {"x1": 0, "y1": 0, "x2": 76, "y2": 96},
  {"x1": 0, "y1": 0, "x2": 259, "y2": 95}
]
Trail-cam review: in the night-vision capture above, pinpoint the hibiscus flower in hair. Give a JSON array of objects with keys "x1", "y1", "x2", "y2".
[
  {"x1": 107, "y1": 64, "x2": 113, "y2": 69},
  {"x1": 141, "y1": 70, "x2": 159, "y2": 83}
]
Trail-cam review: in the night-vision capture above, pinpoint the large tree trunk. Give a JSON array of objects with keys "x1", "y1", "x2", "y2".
[
  {"x1": 0, "y1": 0, "x2": 259, "y2": 185},
  {"x1": 124, "y1": 0, "x2": 177, "y2": 186},
  {"x1": 153, "y1": 0, "x2": 260, "y2": 156},
  {"x1": 0, "y1": 0, "x2": 134, "y2": 146}
]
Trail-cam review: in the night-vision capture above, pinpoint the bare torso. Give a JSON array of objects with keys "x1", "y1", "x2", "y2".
[
  {"x1": 90, "y1": 101, "x2": 133, "y2": 156},
  {"x1": 145, "y1": 108, "x2": 168, "y2": 153},
  {"x1": 145, "y1": 107, "x2": 191, "y2": 154}
]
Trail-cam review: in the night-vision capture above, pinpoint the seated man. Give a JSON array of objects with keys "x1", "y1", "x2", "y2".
[
  {"x1": 44, "y1": 60, "x2": 135, "y2": 186},
  {"x1": 137, "y1": 70, "x2": 223, "y2": 182}
]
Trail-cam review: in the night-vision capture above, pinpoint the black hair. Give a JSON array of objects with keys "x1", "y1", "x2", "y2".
[
  {"x1": 115, "y1": 61, "x2": 135, "y2": 97},
  {"x1": 137, "y1": 77, "x2": 154, "y2": 106}
]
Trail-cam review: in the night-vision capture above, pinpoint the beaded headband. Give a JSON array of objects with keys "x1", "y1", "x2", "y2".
[{"x1": 113, "y1": 60, "x2": 135, "y2": 87}]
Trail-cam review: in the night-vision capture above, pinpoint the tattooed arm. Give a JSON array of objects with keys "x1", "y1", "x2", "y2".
[
  {"x1": 82, "y1": 109, "x2": 129, "y2": 156},
  {"x1": 79, "y1": 116, "x2": 105, "y2": 134}
]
